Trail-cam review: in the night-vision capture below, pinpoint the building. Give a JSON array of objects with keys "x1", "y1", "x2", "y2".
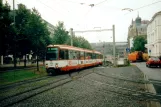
[
  {"x1": 90, "y1": 42, "x2": 128, "y2": 58},
  {"x1": 42, "y1": 20, "x2": 54, "y2": 37},
  {"x1": 145, "y1": 11, "x2": 161, "y2": 57},
  {"x1": 127, "y1": 14, "x2": 149, "y2": 48}
]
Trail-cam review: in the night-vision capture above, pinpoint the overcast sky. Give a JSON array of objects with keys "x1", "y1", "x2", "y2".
[{"x1": 6, "y1": 0, "x2": 161, "y2": 43}]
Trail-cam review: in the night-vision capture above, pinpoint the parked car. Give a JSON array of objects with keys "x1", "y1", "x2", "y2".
[{"x1": 146, "y1": 57, "x2": 161, "y2": 68}]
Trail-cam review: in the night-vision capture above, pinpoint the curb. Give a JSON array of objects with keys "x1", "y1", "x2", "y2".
[{"x1": 137, "y1": 66, "x2": 161, "y2": 107}]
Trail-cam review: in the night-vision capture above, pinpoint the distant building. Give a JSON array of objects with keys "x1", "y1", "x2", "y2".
[
  {"x1": 90, "y1": 42, "x2": 128, "y2": 58},
  {"x1": 42, "y1": 20, "x2": 54, "y2": 37},
  {"x1": 145, "y1": 11, "x2": 161, "y2": 57},
  {"x1": 127, "y1": 14, "x2": 149, "y2": 48}
]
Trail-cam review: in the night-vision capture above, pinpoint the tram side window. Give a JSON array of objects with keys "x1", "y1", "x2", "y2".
[
  {"x1": 59, "y1": 50, "x2": 69, "y2": 60},
  {"x1": 68, "y1": 50, "x2": 73, "y2": 60},
  {"x1": 89, "y1": 53, "x2": 92, "y2": 59},
  {"x1": 64, "y1": 50, "x2": 68, "y2": 59},
  {"x1": 98, "y1": 55, "x2": 100, "y2": 59},
  {"x1": 96, "y1": 54, "x2": 99, "y2": 59},
  {"x1": 85, "y1": 52, "x2": 90, "y2": 59},
  {"x1": 99, "y1": 55, "x2": 101, "y2": 59},
  {"x1": 85, "y1": 53, "x2": 92, "y2": 59},
  {"x1": 92, "y1": 53, "x2": 96, "y2": 59},
  {"x1": 84, "y1": 52, "x2": 87, "y2": 59},
  {"x1": 101, "y1": 55, "x2": 103, "y2": 59},
  {"x1": 68, "y1": 50, "x2": 79, "y2": 59},
  {"x1": 75, "y1": 51, "x2": 80, "y2": 59},
  {"x1": 80, "y1": 51, "x2": 84, "y2": 60},
  {"x1": 60, "y1": 50, "x2": 65, "y2": 59},
  {"x1": 73, "y1": 51, "x2": 77, "y2": 59}
]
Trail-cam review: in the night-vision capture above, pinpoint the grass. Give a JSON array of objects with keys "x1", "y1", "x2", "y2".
[{"x1": 0, "y1": 67, "x2": 47, "y2": 85}]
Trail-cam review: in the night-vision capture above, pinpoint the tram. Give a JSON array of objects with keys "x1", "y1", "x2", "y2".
[{"x1": 45, "y1": 45, "x2": 103, "y2": 75}]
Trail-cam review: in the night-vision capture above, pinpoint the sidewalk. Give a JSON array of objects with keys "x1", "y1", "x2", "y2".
[{"x1": 0, "y1": 61, "x2": 44, "y2": 72}]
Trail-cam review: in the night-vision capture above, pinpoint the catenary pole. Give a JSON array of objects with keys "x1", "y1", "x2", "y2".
[{"x1": 71, "y1": 25, "x2": 116, "y2": 66}]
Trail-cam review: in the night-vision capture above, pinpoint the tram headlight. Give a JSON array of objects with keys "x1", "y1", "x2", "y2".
[
  {"x1": 55, "y1": 63, "x2": 58, "y2": 68},
  {"x1": 46, "y1": 63, "x2": 48, "y2": 68}
]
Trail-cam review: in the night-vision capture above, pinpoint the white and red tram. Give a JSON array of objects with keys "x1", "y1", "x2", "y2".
[{"x1": 45, "y1": 45, "x2": 103, "y2": 74}]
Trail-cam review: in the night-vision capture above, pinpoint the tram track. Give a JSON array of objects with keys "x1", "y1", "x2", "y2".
[
  {"x1": 0, "y1": 76, "x2": 68, "y2": 101},
  {"x1": 91, "y1": 67, "x2": 161, "y2": 102},
  {"x1": 91, "y1": 79, "x2": 161, "y2": 101},
  {"x1": 79, "y1": 77, "x2": 161, "y2": 102},
  {"x1": 0, "y1": 75, "x2": 51, "y2": 90},
  {"x1": 94, "y1": 72, "x2": 150, "y2": 84},
  {"x1": 0, "y1": 69, "x2": 94, "y2": 107}
]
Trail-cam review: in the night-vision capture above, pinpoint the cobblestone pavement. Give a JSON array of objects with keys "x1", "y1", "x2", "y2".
[{"x1": 3, "y1": 66, "x2": 158, "y2": 107}]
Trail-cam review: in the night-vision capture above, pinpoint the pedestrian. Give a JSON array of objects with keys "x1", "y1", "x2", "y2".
[{"x1": 17, "y1": 58, "x2": 20, "y2": 65}]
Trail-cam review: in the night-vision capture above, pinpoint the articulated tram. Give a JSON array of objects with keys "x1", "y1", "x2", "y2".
[{"x1": 45, "y1": 45, "x2": 103, "y2": 75}]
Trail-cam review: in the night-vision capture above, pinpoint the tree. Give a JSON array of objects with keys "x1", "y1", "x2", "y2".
[
  {"x1": 51, "y1": 21, "x2": 92, "y2": 50},
  {"x1": 25, "y1": 7, "x2": 51, "y2": 52},
  {"x1": 132, "y1": 36, "x2": 147, "y2": 52},
  {"x1": 24, "y1": 7, "x2": 51, "y2": 69},
  {"x1": 77, "y1": 36, "x2": 92, "y2": 50},
  {"x1": 10, "y1": 4, "x2": 51, "y2": 67},
  {"x1": 52, "y1": 21, "x2": 70, "y2": 44},
  {"x1": 14, "y1": 4, "x2": 32, "y2": 60},
  {"x1": 0, "y1": 1, "x2": 13, "y2": 56}
]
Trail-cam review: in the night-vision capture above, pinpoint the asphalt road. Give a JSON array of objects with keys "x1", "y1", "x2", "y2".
[
  {"x1": 134, "y1": 62, "x2": 161, "y2": 81},
  {"x1": 133, "y1": 62, "x2": 161, "y2": 95}
]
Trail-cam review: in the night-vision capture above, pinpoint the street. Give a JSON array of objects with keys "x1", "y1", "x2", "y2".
[
  {"x1": 134, "y1": 62, "x2": 161, "y2": 81},
  {"x1": 133, "y1": 62, "x2": 161, "y2": 95}
]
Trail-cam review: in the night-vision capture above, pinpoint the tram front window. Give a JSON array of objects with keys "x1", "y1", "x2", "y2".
[{"x1": 46, "y1": 48, "x2": 58, "y2": 60}]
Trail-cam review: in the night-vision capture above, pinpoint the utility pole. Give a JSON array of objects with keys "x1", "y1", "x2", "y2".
[
  {"x1": 70, "y1": 28, "x2": 73, "y2": 46},
  {"x1": 36, "y1": 35, "x2": 39, "y2": 71},
  {"x1": 13, "y1": 0, "x2": 17, "y2": 68},
  {"x1": 112, "y1": 25, "x2": 116, "y2": 66},
  {"x1": 103, "y1": 42, "x2": 106, "y2": 65}
]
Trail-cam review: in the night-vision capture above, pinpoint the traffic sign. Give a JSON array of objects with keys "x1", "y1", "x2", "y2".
[
  {"x1": 126, "y1": 48, "x2": 130, "y2": 52},
  {"x1": 149, "y1": 50, "x2": 151, "y2": 53}
]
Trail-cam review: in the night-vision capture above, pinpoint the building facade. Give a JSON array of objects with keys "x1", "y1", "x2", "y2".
[
  {"x1": 145, "y1": 11, "x2": 161, "y2": 57},
  {"x1": 127, "y1": 14, "x2": 149, "y2": 48},
  {"x1": 42, "y1": 20, "x2": 54, "y2": 37},
  {"x1": 90, "y1": 42, "x2": 128, "y2": 58}
]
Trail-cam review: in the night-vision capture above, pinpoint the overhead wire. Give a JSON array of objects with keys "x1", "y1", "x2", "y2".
[
  {"x1": 58, "y1": 0, "x2": 80, "y2": 4},
  {"x1": 36, "y1": 0, "x2": 68, "y2": 16},
  {"x1": 95, "y1": 0, "x2": 111, "y2": 6},
  {"x1": 49, "y1": 0, "x2": 71, "y2": 13},
  {"x1": 124, "y1": 0, "x2": 161, "y2": 15},
  {"x1": 134, "y1": 0, "x2": 161, "y2": 11}
]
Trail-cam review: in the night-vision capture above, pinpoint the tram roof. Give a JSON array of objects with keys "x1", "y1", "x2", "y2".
[{"x1": 47, "y1": 45, "x2": 102, "y2": 54}]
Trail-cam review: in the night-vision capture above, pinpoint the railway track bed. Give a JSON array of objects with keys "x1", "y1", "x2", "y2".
[{"x1": 0, "y1": 66, "x2": 160, "y2": 107}]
